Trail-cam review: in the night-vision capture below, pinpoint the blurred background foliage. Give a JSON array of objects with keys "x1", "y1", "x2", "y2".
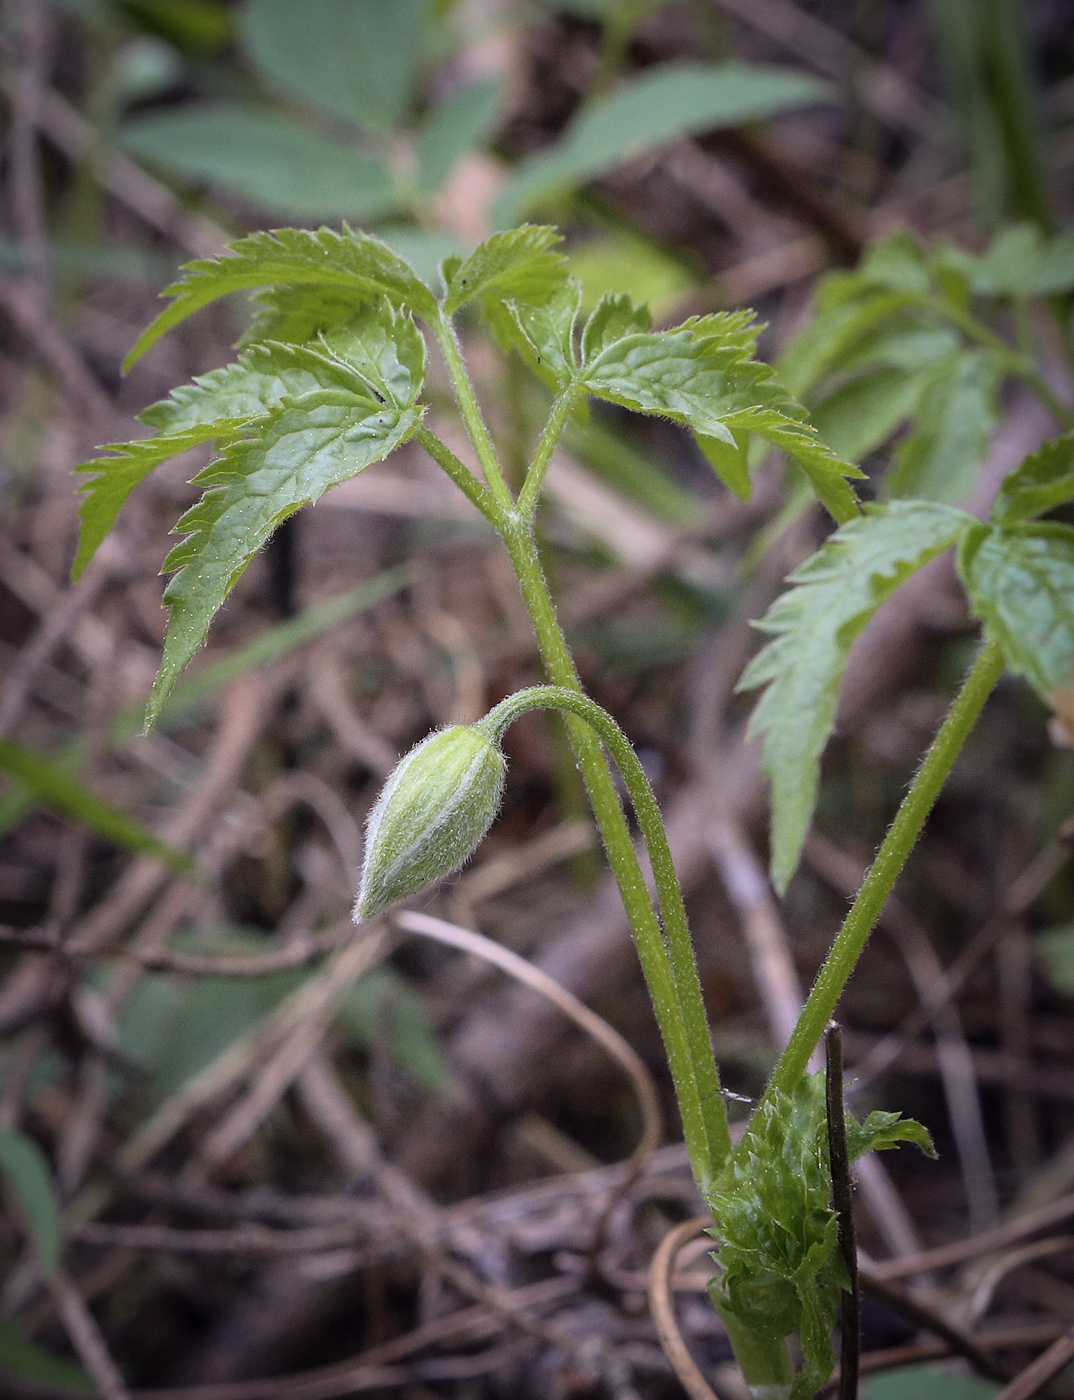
[{"x1": 0, "y1": 1, "x2": 1073, "y2": 1396}]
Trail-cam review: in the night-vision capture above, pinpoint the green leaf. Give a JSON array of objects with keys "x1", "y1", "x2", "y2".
[
  {"x1": 1036, "y1": 922, "x2": 1074, "y2": 996},
  {"x1": 0, "y1": 736, "x2": 192, "y2": 871},
  {"x1": 484, "y1": 281, "x2": 582, "y2": 389},
  {"x1": 443, "y1": 225, "x2": 567, "y2": 314},
  {"x1": 885, "y1": 351, "x2": 1000, "y2": 503},
  {"x1": 580, "y1": 290, "x2": 651, "y2": 361},
  {"x1": 417, "y1": 78, "x2": 503, "y2": 194},
  {"x1": 738, "y1": 501, "x2": 973, "y2": 891},
  {"x1": 239, "y1": 0, "x2": 426, "y2": 131},
  {"x1": 124, "y1": 226, "x2": 437, "y2": 372},
  {"x1": 320, "y1": 300, "x2": 427, "y2": 407},
  {"x1": 579, "y1": 314, "x2": 863, "y2": 522},
  {"x1": 992, "y1": 431, "x2": 1074, "y2": 524},
  {"x1": 778, "y1": 285, "x2": 918, "y2": 398},
  {"x1": 809, "y1": 366, "x2": 930, "y2": 463},
  {"x1": 847, "y1": 1109, "x2": 936, "y2": 1160},
  {"x1": 0, "y1": 1315, "x2": 92, "y2": 1392},
  {"x1": 337, "y1": 967, "x2": 449, "y2": 1091},
  {"x1": 569, "y1": 230, "x2": 696, "y2": 321},
  {"x1": 958, "y1": 521, "x2": 1074, "y2": 702},
  {"x1": 75, "y1": 340, "x2": 371, "y2": 579},
  {"x1": 864, "y1": 1365, "x2": 1001, "y2": 1400},
  {"x1": 74, "y1": 422, "x2": 239, "y2": 580},
  {"x1": 121, "y1": 103, "x2": 400, "y2": 222},
  {"x1": 148, "y1": 391, "x2": 421, "y2": 727},
  {"x1": 0, "y1": 1129, "x2": 61, "y2": 1273},
  {"x1": 496, "y1": 62, "x2": 835, "y2": 222}
]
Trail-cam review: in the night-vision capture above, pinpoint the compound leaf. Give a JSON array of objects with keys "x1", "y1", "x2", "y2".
[
  {"x1": 443, "y1": 225, "x2": 568, "y2": 314},
  {"x1": 0, "y1": 1128, "x2": 61, "y2": 1274},
  {"x1": 992, "y1": 431, "x2": 1074, "y2": 525},
  {"x1": 738, "y1": 500, "x2": 974, "y2": 891},
  {"x1": 885, "y1": 351, "x2": 1000, "y2": 503},
  {"x1": 148, "y1": 391, "x2": 421, "y2": 727},
  {"x1": 320, "y1": 300, "x2": 427, "y2": 407},
  {"x1": 580, "y1": 314, "x2": 863, "y2": 521},
  {"x1": 958, "y1": 521, "x2": 1074, "y2": 702},
  {"x1": 125, "y1": 226, "x2": 437, "y2": 372}
]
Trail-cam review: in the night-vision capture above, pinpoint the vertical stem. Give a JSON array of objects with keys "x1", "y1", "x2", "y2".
[
  {"x1": 740, "y1": 639, "x2": 1005, "y2": 1151},
  {"x1": 431, "y1": 313, "x2": 517, "y2": 513},
  {"x1": 499, "y1": 529, "x2": 730, "y2": 1191}
]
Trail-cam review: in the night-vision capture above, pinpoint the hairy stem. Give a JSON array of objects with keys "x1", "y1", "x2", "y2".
[
  {"x1": 517, "y1": 384, "x2": 580, "y2": 518},
  {"x1": 430, "y1": 311, "x2": 517, "y2": 513},
  {"x1": 499, "y1": 524, "x2": 729, "y2": 1192},
  {"x1": 738, "y1": 638, "x2": 1005, "y2": 1157},
  {"x1": 413, "y1": 425, "x2": 501, "y2": 522}
]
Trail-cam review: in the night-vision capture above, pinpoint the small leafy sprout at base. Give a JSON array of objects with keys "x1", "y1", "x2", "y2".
[{"x1": 354, "y1": 724, "x2": 506, "y2": 921}]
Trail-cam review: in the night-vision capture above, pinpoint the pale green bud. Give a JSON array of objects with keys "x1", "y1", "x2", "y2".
[{"x1": 354, "y1": 725, "x2": 506, "y2": 920}]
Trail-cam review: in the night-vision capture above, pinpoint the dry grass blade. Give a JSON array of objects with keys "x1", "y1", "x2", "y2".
[
  {"x1": 647, "y1": 1216, "x2": 719, "y2": 1400},
  {"x1": 992, "y1": 1327, "x2": 1074, "y2": 1400},
  {"x1": 393, "y1": 911, "x2": 662, "y2": 1172}
]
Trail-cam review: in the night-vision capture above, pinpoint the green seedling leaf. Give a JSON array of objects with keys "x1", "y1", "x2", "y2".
[
  {"x1": 121, "y1": 103, "x2": 399, "y2": 223},
  {"x1": 0, "y1": 1129, "x2": 61, "y2": 1274},
  {"x1": 240, "y1": 0, "x2": 426, "y2": 131},
  {"x1": 738, "y1": 501, "x2": 973, "y2": 891},
  {"x1": 942, "y1": 224, "x2": 1074, "y2": 298},
  {"x1": 958, "y1": 521, "x2": 1074, "y2": 703},
  {"x1": 709, "y1": 1074, "x2": 931, "y2": 1399},
  {"x1": 320, "y1": 300, "x2": 427, "y2": 408},
  {"x1": 993, "y1": 431, "x2": 1074, "y2": 525},
  {"x1": 0, "y1": 736, "x2": 191, "y2": 871},
  {"x1": 148, "y1": 391, "x2": 421, "y2": 727},
  {"x1": 580, "y1": 290, "x2": 652, "y2": 361},
  {"x1": 579, "y1": 313, "x2": 863, "y2": 521},
  {"x1": 497, "y1": 62, "x2": 834, "y2": 223},
  {"x1": 74, "y1": 422, "x2": 241, "y2": 580},
  {"x1": 0, "y1": 1315, "x2": 92, "y2": 1392},
  {"x1": 417, "y1": 79, "x2": 503, "y2": 194},
  {"x1": 76, "y1": 339, "x2": 372, "y2": 579},
  {"x1": 124, "y1": 226, "x2": 437, "y2": 372},
  {"x1": 485, "y1": 281, "x2": 582, "y2": 390},
  {"x1": 443, "y1": 225, "x2": 568, "y2": 314},
  {"x1": 809, "y1": 365, "x2": 930, "y2": 463},
  {"x1": 886, "y1": 351, "x2": 1000, "y2": 503}
]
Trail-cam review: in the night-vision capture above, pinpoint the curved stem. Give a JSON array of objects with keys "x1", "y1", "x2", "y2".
[
  {"x1": 480, "y1": 684, "x2": 732, "y2": 1187},
  {"x1": 735, "y1": 638, "x2": 1006, "y2": 1164},
  {"x1": 431, "y1": 311, "x2": 517, "y2": 513}
]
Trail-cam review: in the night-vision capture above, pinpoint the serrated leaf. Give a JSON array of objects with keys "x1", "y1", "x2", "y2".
[
  {"x1": 580, "y1": 291, "x2": 651, "y2": 361},
  {"x1": 0, "y1": 1128, "x2": 61, "y2": 1274},
  {"x1": 738, "y1": 501, "x2": 974, "y2": 890},
  {"x1": 417, "y1": 78, "x2": 503, "y2": 194},
  {"x1": 496, "y1": 62, "x2": 834, "y2": 223},
  {"x1": 885, "y1": 351, "x2": 1000, "y2": 503},
  {"x1": 958, "y1": 521, "x2": 1074, "y2": 702},
  {"x1": 121, "y1": 103, "x2": 400, "y2": 222},
  {"x1": 125, "y1": 226, "x2": 437, "y2": 372},
  {"x1": 848, "y1": 1110, "x2": 936, "y2": 1160},
  {"x1": 484, "y1": 280, "x2": 581, "y2": 389},
  {"x1": 75, "y1": 341, "x2": 368, "y2": 578},
  {"x1": 580, "y1": 315, "x2": 863, "y2": 522},
  {"x1": 74, "y1": 422, "x2": 239, "y2": 580},
  {"x1": 320, "y1": 300, "x2": 426, "y2": 407},
  {"x1": 148, "y1": 392, "x2": 421, "y2": 727},
  {"x1": 0, "y1": 736, "x2": 192, "y2": 871},
  {"x1": 443, "y1": 225, "x2": 567, "y2": 314},
  {"x1": 240, "y1": 0, "x2": 425, "y2": 131},
  {"x1": 993, "y1": 431, "x2": 1074, "y2": 524}
]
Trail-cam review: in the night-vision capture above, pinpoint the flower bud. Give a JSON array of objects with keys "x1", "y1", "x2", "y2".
[{"x1": 354, "y1": 725, "x2": 506, "y2": 920}]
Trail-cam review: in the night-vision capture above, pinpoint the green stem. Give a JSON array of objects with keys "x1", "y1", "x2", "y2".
[
  {"x1": 413, "y1": 425, "x2": 502, "y2": 523},
  {"x1": 481, "y1": 683, "x2": 732, "y2": 1187},
  {"x1": 737, "y1": 638, "x2": 1005, "y2": 1158},
  {"x1": 431, "y1": 312, "x2": 517, "y2": 513},
  {"x1": 517, "y1": 384, "x2": 580, "y2": 518}
]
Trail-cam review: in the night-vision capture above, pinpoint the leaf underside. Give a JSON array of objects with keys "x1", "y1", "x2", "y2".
[{"x1": 739, "y1": 500, "x2": 974, "y2": 891}]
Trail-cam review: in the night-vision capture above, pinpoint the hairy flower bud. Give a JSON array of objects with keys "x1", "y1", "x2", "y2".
[{"x1": 354, "y1": 725, "x2": 506, "y2": 920}]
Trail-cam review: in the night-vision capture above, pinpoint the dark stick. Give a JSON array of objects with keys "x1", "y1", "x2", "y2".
[{"x1": 826, "y1": 1023, "x2": 860, "y2": 1400}]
